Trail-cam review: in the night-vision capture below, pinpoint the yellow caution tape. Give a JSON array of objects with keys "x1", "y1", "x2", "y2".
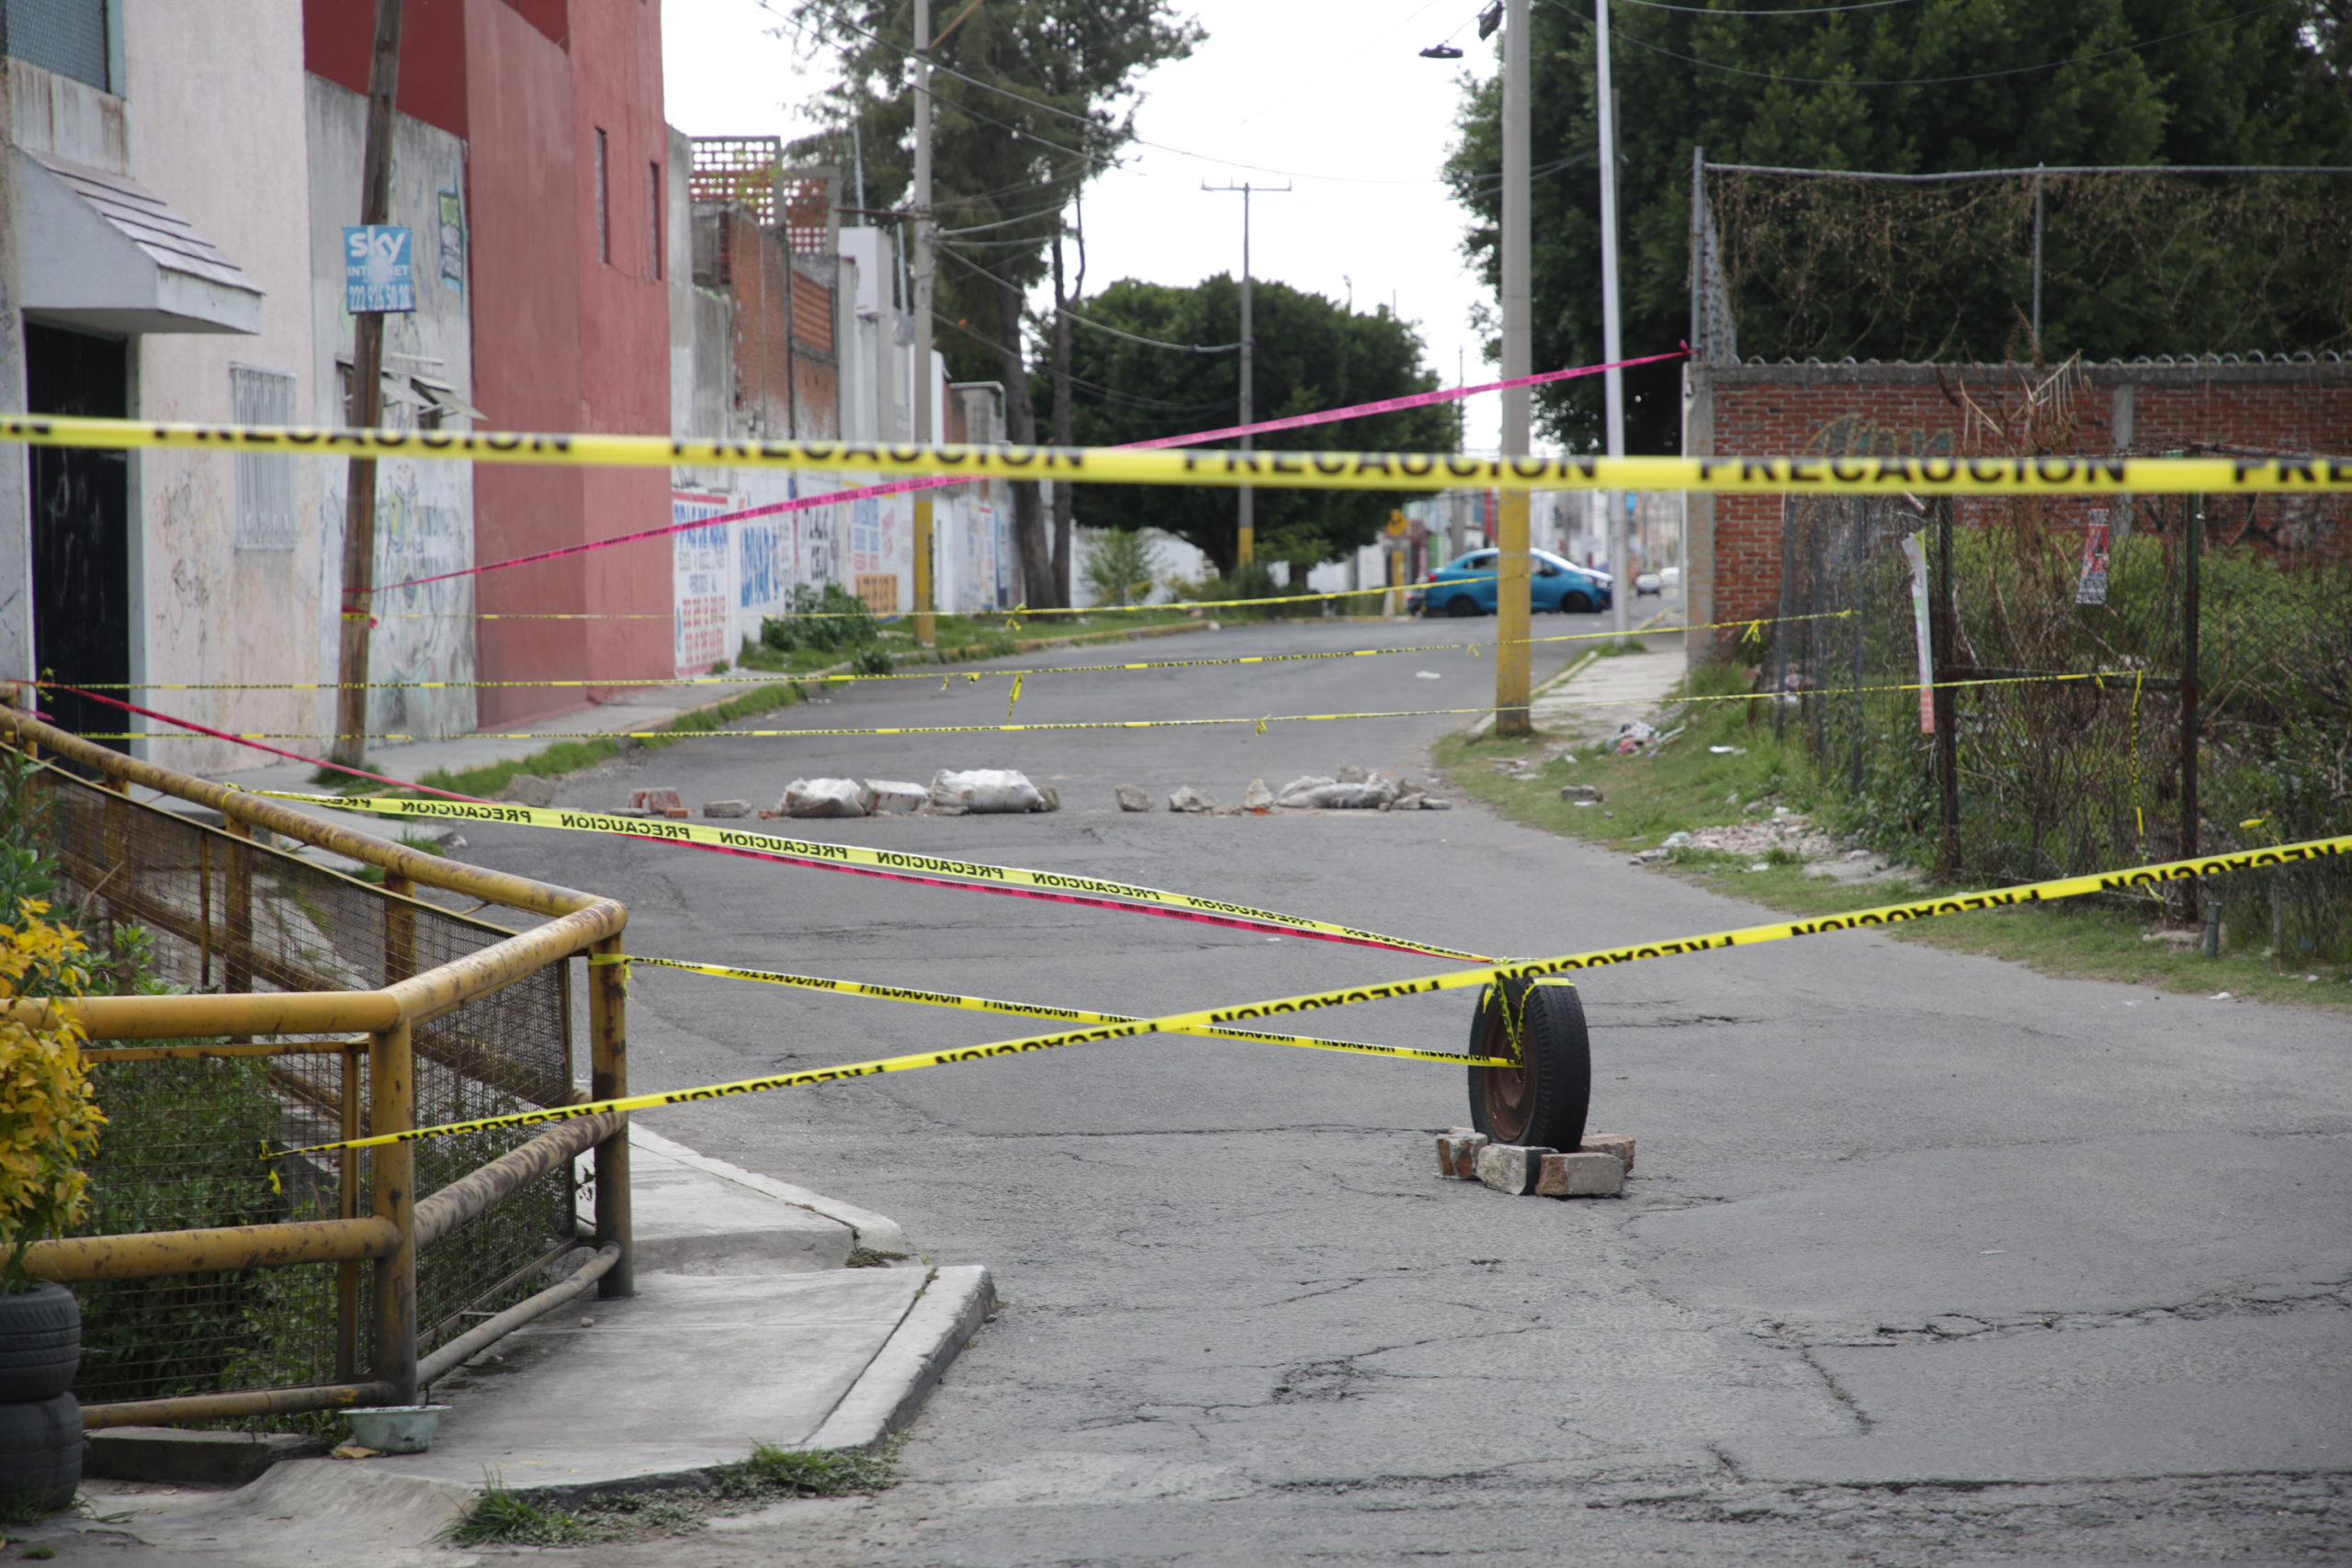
[
  {"x1": 69, "y1": 611, "x2": 1855, "y2": 694},
  {"x1": 8, "y1": 415, "x2": 2349, "y2": 493},
  {"x1": 161, "y1": 667, "x2": 2143, "y2": 748},
  {"x1": 243, "y1": 789, "x2": 1493, "y2": 963},
  {"x1": 271, "y1": 830, "x2": 2352, "y2": 1156},
  {"x1": 599, "y1": 953, "x2": 1512, "y2": 1066}
]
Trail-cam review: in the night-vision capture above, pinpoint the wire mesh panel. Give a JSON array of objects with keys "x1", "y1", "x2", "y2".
[
  {"x1": 33, "y1": 770, "x2": 580, "y2": 1406},
  {"x1": 1767, "y1": 456, "x2": 2352, "y2": 962}
]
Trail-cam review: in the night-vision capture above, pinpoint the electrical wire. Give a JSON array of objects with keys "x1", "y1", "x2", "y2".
[{"x1": 1611, "y1": 0, "x2": 1924, "y2": 15}]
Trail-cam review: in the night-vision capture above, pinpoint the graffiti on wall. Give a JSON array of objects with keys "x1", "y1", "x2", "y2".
[
  {"x1": 369, "y1": 464, "x2": 474, "y2": 736},
  {"x1": 673, "y1": 491, "x2": 732, "y2": 674},
  {"x1": 1809, "y1": 412, "x2": 1958, "y2": 459}
]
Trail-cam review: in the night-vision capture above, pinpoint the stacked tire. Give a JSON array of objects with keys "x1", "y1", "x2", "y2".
[{"x1": 0, "y1": 1283, "x2": 82, "y2": 1513}]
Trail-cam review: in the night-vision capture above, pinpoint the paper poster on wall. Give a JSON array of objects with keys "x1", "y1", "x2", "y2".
[
  {"x1": 2075, "y1": 509, "x2": 2111, "y2": 604},
  {"x1": 673, "y1": 491, "x2": 733, "y2": 674}
]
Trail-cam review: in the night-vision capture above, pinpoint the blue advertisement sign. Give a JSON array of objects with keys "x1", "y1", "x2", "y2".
[{"x1": 345, "y1": 225, "x2": 416, "y2": 314}]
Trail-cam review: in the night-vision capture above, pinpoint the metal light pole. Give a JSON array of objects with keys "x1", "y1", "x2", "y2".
[
  {"x1": 1493, "y1": 0, "x2": 1533, "y2": 735},
  {"x1": 1596, "y1": 0, "x2": 1628, "y2": 646},
  {"x1": 910, "y1": 0, "x2": 937, "y2": 646},
  {"x1": 1204, "y1": 182, "x2": 1288, "y2": 570}
]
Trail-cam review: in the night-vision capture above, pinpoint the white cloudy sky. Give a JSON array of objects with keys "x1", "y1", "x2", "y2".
[{"x1": 662, "y1": 0, "x2": 1521, "y2": 453}]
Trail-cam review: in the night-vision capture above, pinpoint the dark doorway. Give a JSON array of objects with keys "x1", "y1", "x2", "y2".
[{"x1": 26, "y1": 322, "x2": 131, "y2": 752}]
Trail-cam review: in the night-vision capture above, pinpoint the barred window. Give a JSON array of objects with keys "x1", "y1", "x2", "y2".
[
  {"x1": 1, "y1": 0, "x2": 114, "y2": 93},
  {"x1": 231, "y1": 367, "x2": 298, "y2": 551}
]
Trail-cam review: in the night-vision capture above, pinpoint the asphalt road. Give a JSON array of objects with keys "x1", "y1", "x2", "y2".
[{"x1": 446, "y1": 613, "x2": 2348, "y2": 1567}]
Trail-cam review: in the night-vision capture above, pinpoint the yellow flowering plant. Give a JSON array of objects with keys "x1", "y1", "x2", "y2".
[{"x1": 0, "y1": 897, "x2": 105, "y2": 1291}]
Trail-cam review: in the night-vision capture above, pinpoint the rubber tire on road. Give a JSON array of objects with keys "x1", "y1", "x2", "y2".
[
  {"x1": 1446, "y1": 595, "x2": 1482, "y2": 617},
  {"x1": 0, "y1": 1283, "x2": 80, "y2": 1403},
  {"x1": 0, "y1": 1392, "x2": 83, "y2": 1513},
  {"x1": 1466, "y1": 978, "x2": 1591, "y2": 1153},
  {"x1": 1560, "y1": 592, "x2": 1592, "y2": 615}
]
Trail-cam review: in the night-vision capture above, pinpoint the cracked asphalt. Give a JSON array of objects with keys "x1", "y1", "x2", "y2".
[{"x1": 435, "y1": 615, "x2": 2350, "y2": 1565}]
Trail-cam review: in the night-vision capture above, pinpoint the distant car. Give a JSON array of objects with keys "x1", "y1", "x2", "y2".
[
  {"x1": 1634, "y1": 570, "x2": 1663, "y2": 597},
  {"x1": 1659, "y1": 565, "x2": 1679, "y2": 591},
  {"x1": 1407, "y1": 548, "x2": 1612, "y2": 617}
]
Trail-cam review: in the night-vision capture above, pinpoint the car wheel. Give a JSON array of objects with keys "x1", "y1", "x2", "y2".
[
  {"x1": 1560, "y1": 592, "x2": 1591, "y2": 615},
  {"x1": 1446, "y1": 595, "x2": 1481, "y2": 617},
  {"x1": 1466, "y1": 978, "x2": 1591, "y2": 1151}
]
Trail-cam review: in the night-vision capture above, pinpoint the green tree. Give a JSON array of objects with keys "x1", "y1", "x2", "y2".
[
  {"x1": 1444, "y1": 1, "x2": 2352, "y2": 457},
  {"x1": 1060, "y1": 276, "x2": 1458, "y2": 576},
  {"x1": 782, "y1": 0, "x2": 1200, "y2": 605}
]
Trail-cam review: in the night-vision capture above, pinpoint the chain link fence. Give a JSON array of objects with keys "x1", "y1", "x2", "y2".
[
  {"x1": 34, "y1": 768, "x2": 581, "y2": 1408},
  {"x1": 1765, "y1": 457, "x2": 2352, "y2": 964}
]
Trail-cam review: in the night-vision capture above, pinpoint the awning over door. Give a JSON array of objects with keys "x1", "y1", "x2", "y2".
[{"x1": 11, "y1": 149, "x2": 263, "y2": 335}]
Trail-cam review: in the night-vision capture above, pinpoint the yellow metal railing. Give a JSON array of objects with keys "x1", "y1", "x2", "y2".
[{"x1": 1, "y1": 705, "x2": 630, "y2": 1428}]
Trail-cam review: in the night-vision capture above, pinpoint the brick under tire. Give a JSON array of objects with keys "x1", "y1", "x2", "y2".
[
  {"x1": 0, "y1": 1392, "x2": 83, "y2": 1514},
  {"x1": 1466, "y1": 978, "x2": 1591, "y2": 1153},
  {"x1": 0, "y1": 1283, "x2": 80, "y2": 1404}
]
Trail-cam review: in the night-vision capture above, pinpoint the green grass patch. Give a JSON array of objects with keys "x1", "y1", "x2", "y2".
[
  {"x1": 1433, "y1": 663, "x2": 2352, "y2": 1012},
  {"x1": 447, "y1": 1441, "x2": 902, "y2": 1547}
]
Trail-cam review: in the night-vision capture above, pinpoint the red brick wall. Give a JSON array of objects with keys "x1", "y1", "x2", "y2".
[
  {"x1": 718, "y1": 209, "x2": 840, "y2": 441},
  {"x1": 1699, "y1": 366, "x2": 2352, "y2": 635}
]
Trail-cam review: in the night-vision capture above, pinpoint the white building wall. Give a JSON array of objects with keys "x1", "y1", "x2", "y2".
[
  {"x1": 304, "y1": 73, "x2": 476, "y2": 742},
  {"x1": 123, "y1": 0, "x2": 322, "y2": 772}
]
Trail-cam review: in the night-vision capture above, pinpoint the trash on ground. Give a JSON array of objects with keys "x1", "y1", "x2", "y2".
[
  {"x1": 1240, "y1": 779, "x2": 1274, "y2": 812},
  {"x1": 932, "y1": 769, "x2": 1056, "y2": 814},
  {"x1": 1709, "y1": 744, "x2": 1746, "y2": 755},
  {"x1": 1416, "y1": 671, "x2": 1443, "y2": 680},
  {"x1": 1560, "y1": 784, "x2": 1604, "y2": 804},
  {"x1": 777, "y1": 778, "x2": 872, "y2": 818}
]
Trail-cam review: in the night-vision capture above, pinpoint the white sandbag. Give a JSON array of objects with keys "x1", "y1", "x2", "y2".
[
  {"x1": 865, "y1": 779, "x2": 929, "y2": 815},
  {"x1": 780, "y1": 778, "x2": 874, "y2": 818},
  {"x1": 929, "y1": 768, "x2": 1050, "y2": 814}
]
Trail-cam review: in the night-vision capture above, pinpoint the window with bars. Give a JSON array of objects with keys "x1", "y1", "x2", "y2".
[
  {"x1": 2, "y1": 0, "x2": 113, "y2": 93},
  {"x1": 231, "y1": 367, "x2": 298, "y2": 551}
]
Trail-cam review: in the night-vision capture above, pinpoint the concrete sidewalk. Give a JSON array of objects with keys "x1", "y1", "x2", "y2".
[{"x1": 38, "y1": 1129, "x2": 990, "y2": 1565}]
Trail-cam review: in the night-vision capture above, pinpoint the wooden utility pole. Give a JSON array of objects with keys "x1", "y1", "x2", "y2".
[{"x1": 331, "y1": 0, "x2": 404, "y2": 769}]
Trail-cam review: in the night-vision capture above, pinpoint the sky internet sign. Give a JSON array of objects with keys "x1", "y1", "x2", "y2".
[{"x1": 345, "y1": 225, "x2": 417, "y2": 314}]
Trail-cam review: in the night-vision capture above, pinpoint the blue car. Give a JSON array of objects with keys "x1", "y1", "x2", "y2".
[{"x1": 1408, "y1": 548, "x2": 1613, "y2": 617}]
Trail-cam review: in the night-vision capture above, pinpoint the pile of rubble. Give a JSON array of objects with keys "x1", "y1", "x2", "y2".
[
  {"x1": 1122, "y1": 763, "x2": 1452, "y2": 815},
  {"x1": 615, "y1": 771, "x2": 1063, "y2": 821},
  {"x1": 1630, "y1": 812, "x2": 1848, "y2": 863}
]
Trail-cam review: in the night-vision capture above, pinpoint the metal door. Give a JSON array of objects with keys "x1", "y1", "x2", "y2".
[{"x1": 27, "y1": 322, "x2": 131, "y2": 752}]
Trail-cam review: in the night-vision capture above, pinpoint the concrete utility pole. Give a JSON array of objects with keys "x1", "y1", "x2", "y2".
[
  {"x1": 1596, "y1": 0, "x2": 1629, "y2": 647},
  {"x1": 910, "y1": 0, "x2": 937, "y2": 646},
  {"x1": 1204, "y1": 181, "x2": 1288, "y2": 570},
  {"x1": 331, "y1": 0, "x2": 403, "y2": 769},
  {"x1": 1493, "y1": 0, "x2": 1533, "y2": 736}
]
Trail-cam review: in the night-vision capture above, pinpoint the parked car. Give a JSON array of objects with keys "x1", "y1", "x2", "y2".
[
  {"x1": 1658, "y1": 565, "x2": 1679, "y2": 591},
  {"x1": 1408, "y1": 549, "x2": 1612, "y2": 616},
  {"x1": 1634, "y1": 570, "x2": 1663, "y2": 597}
]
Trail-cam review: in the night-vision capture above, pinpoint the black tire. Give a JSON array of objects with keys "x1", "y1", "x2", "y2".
[
  {"x1": 0, "y1": 1283, "x2": 79, "y2": 1403},
  {"x1": 1560, "y1": 592, "x2": 1592, "y2": 615},
  {"x1": 1445, "y1": 595, "x2": 1482, "y2": 617},
  {"x1": 1466, "y1": 978, "x2": 1591, "y2": 1151},
  {"x1": 0, "y1": 1392, "x2": 83, "y2": 1514}
]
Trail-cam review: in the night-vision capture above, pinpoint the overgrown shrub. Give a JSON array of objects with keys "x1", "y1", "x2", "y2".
[
  {"x1": 760, "y1": 582, "x2": 885, "y2": 656},
  {"x1": 0, "y1": 897, "x2": 104, "y2": 1289},
  {"x1": 1080, "y1": 528, "x2": 1160, "y2": 608}
]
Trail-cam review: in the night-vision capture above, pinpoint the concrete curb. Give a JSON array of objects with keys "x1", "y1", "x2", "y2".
[
  {"x1": 808, "y1": 1265, "x2": 996, "y2": 1451},
  {"x1": 630, "y1": 1124, "x2": 910, "y2": 1255}
]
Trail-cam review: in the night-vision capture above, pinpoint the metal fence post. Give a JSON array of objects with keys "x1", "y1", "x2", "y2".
[
  {"x1": 368, "y1": 1019, "x2": 418, "y2": 1405},
  {"x1": 588, "y1": 935, "x2": 634, "y2": 1299},
  {"x1": 2180, "y1": 495, "x2": 2202, "y2": 922}
]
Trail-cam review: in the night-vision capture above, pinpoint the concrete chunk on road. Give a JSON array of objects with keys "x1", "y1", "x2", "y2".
[
  {"x1": 701, "y1": 799, "x2": 752, "y2": 818},
  {"x1": 500, "y1": 774, "x2": 558, "y2": 807},
  {"x1": 866, "y1": 779, "x2": 928, "y2": 814},
  {"x1": 1582, "y1": 1134, "x2": 1635, "y2": 1172},
  {"x1": 1115, "y1": 784, "x2": 1152, "y2": 811},
  {"x1": 1475, "y1": 1142, "x2": 1555, "y2": 1195},
  {"x1": 1436, "y1": 1130, "x2": 1488, "y2": 1178},
  {"x1": 1168, "y1": 785, "x2": 1217, "y2": 813},
  {"x1": 1536, "y1": 1150, "x2": 1625, "y2": 1198}
]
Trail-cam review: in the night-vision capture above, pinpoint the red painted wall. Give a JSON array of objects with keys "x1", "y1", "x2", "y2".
[
  {"x1": 1699, "y1": 366, "x2": 2352, "y2": 642},
  {"x1": 303, "y1": 0, "x2": 470, "y2": 139}
]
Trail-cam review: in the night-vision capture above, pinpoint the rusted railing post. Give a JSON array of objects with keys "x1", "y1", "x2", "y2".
[
  {"x1": 336, "y1": 1041, "x2": 365, "y2": 1382},
  {"x1": 368, "y1": 1020, "x2": 418, "y2": 1405},
  {"x1": 588, "y1": 935, "x2": 633, "y2": 1299}
]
